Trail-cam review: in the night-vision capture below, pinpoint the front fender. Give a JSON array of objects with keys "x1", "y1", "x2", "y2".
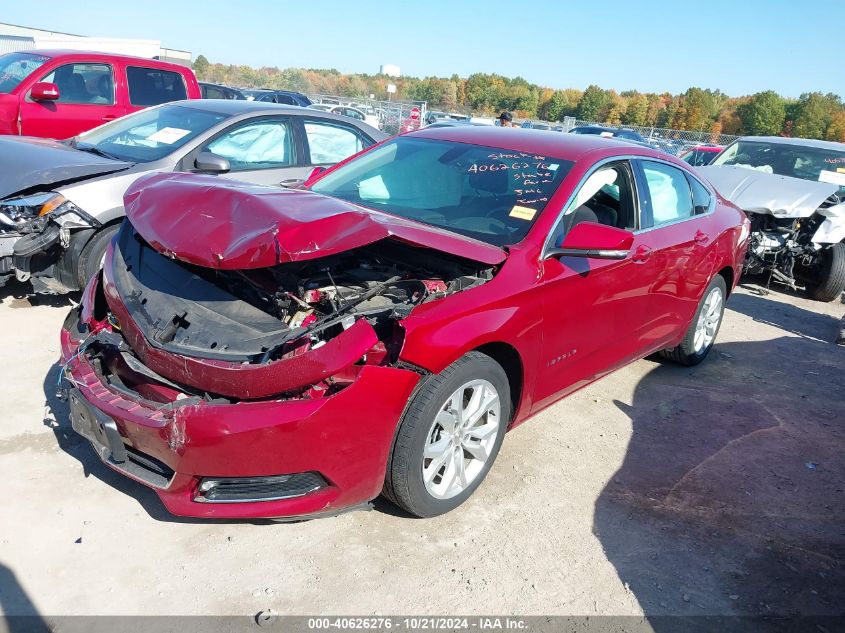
[{"x1": 813, "y1": 203, "x2": 845, "y2": 245}]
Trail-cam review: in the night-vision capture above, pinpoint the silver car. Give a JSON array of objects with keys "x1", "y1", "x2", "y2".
[{"x1": 0, "y1": 99, "x2": 386, "y2": 293}]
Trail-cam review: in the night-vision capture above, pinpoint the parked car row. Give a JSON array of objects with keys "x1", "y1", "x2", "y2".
[
  {"x1": 0, "y1": 100, "x2": 386, "y2": 292},
  {"x1": 3, "y1": 47, "x2": 839, "y2": 524}
]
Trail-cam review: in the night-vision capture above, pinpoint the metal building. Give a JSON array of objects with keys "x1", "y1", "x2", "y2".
[{"x1": 0, "y1": 22, "x2": 191, "y2": 65}]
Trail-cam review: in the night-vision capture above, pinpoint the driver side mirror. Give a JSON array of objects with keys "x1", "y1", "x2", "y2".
[
  {"x1": 546, "y1": 222, "x2": 634, "y2": 260},
  {"x1": 31, "y1": 82, "x2": 60, "y2": 101},
  {"x1": 194, "y1": 151, "x2": 231, "y2": 174}
]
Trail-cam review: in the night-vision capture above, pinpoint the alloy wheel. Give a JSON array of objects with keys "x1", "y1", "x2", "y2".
[
  {"x1": 421, "y1": 379, "x2": 501, "y2": 500},
  {"x1": 693, "y1": 286, "x2": 723, "y2": 353}
]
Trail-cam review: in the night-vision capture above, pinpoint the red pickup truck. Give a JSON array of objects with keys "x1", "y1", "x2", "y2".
[{"x1": 0, "y1": 50, "x2": 201, "y2": 139}]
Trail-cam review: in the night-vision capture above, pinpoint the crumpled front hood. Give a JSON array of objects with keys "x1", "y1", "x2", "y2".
[
  {"x1": 699, "y1": 165, "x2": 840, "y2": 217},
  {"x1": 124, "y1": 172, "x2": 507, "y2": 268},
  {"x1": 0, "y1": 136, "x2": 132, "y2": 200}
]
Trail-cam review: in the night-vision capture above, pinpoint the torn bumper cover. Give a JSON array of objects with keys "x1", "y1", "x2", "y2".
[
  {"x1": 60, "y1": 276, "x2": 422, "y2": 519},
  {"x1": 6, "y1": 205, "x2": 101, "y2": 292}
]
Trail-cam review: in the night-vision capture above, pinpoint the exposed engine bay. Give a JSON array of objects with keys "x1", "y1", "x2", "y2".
[
  {"x1": 744, "y1": 196, "x2": 839, "y2": 288},
  {"x1": 698, "y1": 165, "x2": 845, "y2": 301},
  {"x1": 80, "y1": 223, "x2": 496, "y2": 401}
]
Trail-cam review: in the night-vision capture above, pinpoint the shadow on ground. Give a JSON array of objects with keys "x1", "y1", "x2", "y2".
[
  {"x1": 729, "y1": 290, "x2": 842, "y2": 342},
  {"x1": 0, "y1": 562, "x2": 50, "y2": 632},
  {"x1": 594, "y1": 318, "x2": 845, "y2": 628},
  {"x1": 0, "y1": 278, "x2": 78, "y2": 308}
]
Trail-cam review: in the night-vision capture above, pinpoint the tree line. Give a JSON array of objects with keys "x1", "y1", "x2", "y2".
[{"x1": 193, "y1": 56, "x2": 845, "y2": 141}]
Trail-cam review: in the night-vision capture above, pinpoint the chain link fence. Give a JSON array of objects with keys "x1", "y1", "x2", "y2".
[
  {"x1": 562, "y1": 117, "x2": 739, "y2": 155},
  {"x1": 307, "y1": 93, "x2": 427, "y2": 136}
]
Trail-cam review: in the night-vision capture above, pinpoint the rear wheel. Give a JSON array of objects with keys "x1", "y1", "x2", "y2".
[
  {"x1": 806, "y1": 242, "x2": 845, "y2": 302},
  {"x1": 77, "y1": 225, "x2": 119, "y2": 289},
  {"x1": 660, "y1": 275, "x2": 726, "y2": 366},
  {"x1": 383, "y1": 352, "x2": 510, "y2": 517}
]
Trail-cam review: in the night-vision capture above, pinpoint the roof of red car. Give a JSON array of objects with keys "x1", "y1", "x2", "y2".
[
  {"x1": 410, "y1": 126, "x2": 663, "y2": 162},
  {"x1": 30, "y1": 50, "x2": 192, "y2": 71}
]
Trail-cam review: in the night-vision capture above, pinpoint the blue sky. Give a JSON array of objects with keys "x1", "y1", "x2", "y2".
[{"x1": 5, "y1": 0, "x2": 842, "y2": 97}]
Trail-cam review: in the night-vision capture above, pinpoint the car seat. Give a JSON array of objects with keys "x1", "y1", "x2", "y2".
[{"x1": 64, "y1": 73, "x2": 89, "y2": 102}]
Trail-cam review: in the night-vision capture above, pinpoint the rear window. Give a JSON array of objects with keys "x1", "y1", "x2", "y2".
[
  {"x1": 127, "y1": 66, "x2": 187, "y2": 106},
  {"x1": 0, "y1": 52, "x2": 49, "y2": 93},
  {"x1": 311, "y1": 136, "x2": 573, "y2": 247}
]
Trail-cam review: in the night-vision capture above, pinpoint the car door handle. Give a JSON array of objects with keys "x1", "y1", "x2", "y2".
[
  {"x1": 694, "y1": 230, "x2": 709, "y2": 245},
  {"x1": 632, "y1": 245, "x2": 652, "y2": 264},
  {"x1": 279, "y1": 178, "x2": 305, "y2": 188},
  {"x1": 102, "y1": 114, "x2": 117, "y2": 121}
]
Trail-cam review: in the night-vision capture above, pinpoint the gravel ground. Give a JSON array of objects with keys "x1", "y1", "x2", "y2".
[{"x1": 0, "y1": 278, "x2": 843, "y2": 620}]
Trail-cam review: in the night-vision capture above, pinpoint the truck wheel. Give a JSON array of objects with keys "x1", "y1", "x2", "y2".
[
  {"x1": 383, "y1": 352, "x2": 510, "y2": 517},
  {"x1": 660, "y1": 275, "x2": 726, "y2": 366},
  {"x1": 77, "y1": 225, "x2": 119, "y2": 289},
  {"x1": 807, "y1": 242, "x2": 845, "y2": 302}
]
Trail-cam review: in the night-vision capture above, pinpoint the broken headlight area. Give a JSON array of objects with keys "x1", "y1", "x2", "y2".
[
  {"x1": 0, "y1": 192, "x2": 94, "y2": 233},
  {"x1": 79, "y1": 222, "x2": 495, "y2": 402}
]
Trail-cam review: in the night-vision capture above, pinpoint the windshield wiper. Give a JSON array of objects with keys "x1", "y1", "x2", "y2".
[{"x1": 75, "y1": 144, "x2": 119, "y2": 161}]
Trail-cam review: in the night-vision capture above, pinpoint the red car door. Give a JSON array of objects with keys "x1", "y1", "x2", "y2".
[
  {"x1": 531, "y1": 160, "x2": 655, "y2": 412},
  {"x1": 631, "y1": 159, "x2": 717, "y2": 352},
  {"x1": 19, "y1": 60, "x2": 125, "y2": 139}
]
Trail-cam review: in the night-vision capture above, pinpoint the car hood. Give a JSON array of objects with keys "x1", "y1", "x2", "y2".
[
  {"x1": 124, "y1": 172, "x2": 507, "y2": 269},
  {"x1": 699, "y1": 165, "x2": 841, "y2": 217},
  {"x1": 0, "y1": 136, "x2": 132, "y2": 200}
]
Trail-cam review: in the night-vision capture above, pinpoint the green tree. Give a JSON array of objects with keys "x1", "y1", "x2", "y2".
[
  {"x1": 681, "y1": 87, "x2": 721, "y2": 131},
  {"x1": 622, "y1": 93, "x2": 649, "y2": 126},
  {"x1": 737, "y1": 91, "x2": 786, "y2": 135},
  {"x1": 576, "y1": 85, "x2": 611, "y2": 121},
  {"x1": 192, "y1": 54, "x2": 210, "y2": 79},
  {"x1": 793, "y1": 92, "x2": 840, "y2": 139}
]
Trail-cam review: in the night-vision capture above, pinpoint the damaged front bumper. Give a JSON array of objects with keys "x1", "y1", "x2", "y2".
[
  {"x1": 0, "y1": 232, "x2": 18, "y2": 287},
  {"x1": 59, "y1": 276, "x2": 422, "y2": 519},
  {"x1": 7, "y1": 209, "x2": 100, "y2": 294}
]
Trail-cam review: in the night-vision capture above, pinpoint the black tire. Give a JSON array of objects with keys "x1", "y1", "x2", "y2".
[
  {"x1": 77, "y1": 225, "x2": 119, "y2": 289},
  {"x1": 383, "y1": 351, "x2": 510, "y2": 518},
  {"x1": 806, "y1": 242, "x2": 845, "y2": 302},
  {"x1": 660, "y1": 275, "x2": 727, "y2": 366}
]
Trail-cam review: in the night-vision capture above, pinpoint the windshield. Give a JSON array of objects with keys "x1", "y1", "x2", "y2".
[
  {"x1": 74, "y1": 104, "x2": 227, "y2": 163},
  {"x1": 311, "y1": 137, "x2": 573, "y2": 246},
  {"x1": 0, "y1": 52, "x2": 49, "y2": 93},
  {"x1": 713, "y1": 140, "x2": 845, "y2": 192}
]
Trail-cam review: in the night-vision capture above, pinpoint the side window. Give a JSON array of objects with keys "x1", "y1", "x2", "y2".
[
  {"x1": 639, "y1": 161, "x2": 694, "y2": 227},
  {"x1": 275, "y1": 94, "x2": 296, "y2": 105},
  {"x1": 127, "y1": 67, "x2": 187, "y2": 106},
  {"x1": 687, "y1": 173, "x2": 712, "y2": 215},
  {"x1": 205, "y1": 86, "x2": 225, "y2": 99},
  {"x1": 203, "y1": 119, "x2": 293, "y2": 171},
  {"x1": 550, "y1": 161, "x2": 636, "y2": 247},
  {"x1": 304, "y1": 121, "x2": 367, "y2": 165},
  {"x1": 40, "y1": 63, "x2": 114, "y2": 105}
]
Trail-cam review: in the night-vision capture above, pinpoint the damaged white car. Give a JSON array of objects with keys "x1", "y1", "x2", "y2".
[{"x1": 700, "y1": 137, "x2": 845, "y2": 301}]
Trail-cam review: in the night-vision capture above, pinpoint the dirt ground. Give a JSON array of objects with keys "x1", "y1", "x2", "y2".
[{"x1": 0, "y1": 278, "x2": 843, "y2": 621}]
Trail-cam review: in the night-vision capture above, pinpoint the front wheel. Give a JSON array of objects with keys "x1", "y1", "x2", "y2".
[
  {"x1": 383, "y1": 351, "x2": 510, "y2": 517},
  {"x1": 660, "y1": 275, "x2": 727, "y2": 366},
  {"x1": 77, "y1": 225, "x2": 119, "y2": 289},
  {"x1": 806, "y1": 242, "x2": 845, "y2": 302}
]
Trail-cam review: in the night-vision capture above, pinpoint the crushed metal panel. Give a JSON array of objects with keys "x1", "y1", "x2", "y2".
[
  {"x1": 123, "y1": 172, "x2": 507, "y2": 268},
  {"x1": 0, "y1": 136, "x2": 132, "y2": 199},
  {"x1": 699, "y1": 165, "x2": 840, "y2": 218}
]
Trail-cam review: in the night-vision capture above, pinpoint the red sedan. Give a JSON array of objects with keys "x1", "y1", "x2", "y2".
[{"x1": 60, "y1": 127, "x2": 748, "y2": 519}]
